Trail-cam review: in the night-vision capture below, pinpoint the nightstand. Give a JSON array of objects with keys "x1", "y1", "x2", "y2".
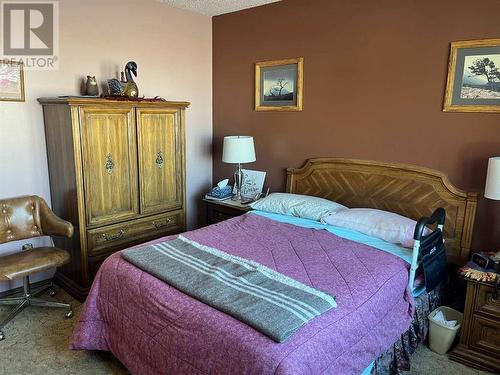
[
  {"x1": 203, "y1": 199, "x2": 252, "y2": 225},
  {"x1": 449, "y1": 275, "x2": 500, "y2": 372}
]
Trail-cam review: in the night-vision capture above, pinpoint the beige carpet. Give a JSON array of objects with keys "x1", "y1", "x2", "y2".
[{"x1": 0, "y1": 286, "x2": 490, "y2": 375}]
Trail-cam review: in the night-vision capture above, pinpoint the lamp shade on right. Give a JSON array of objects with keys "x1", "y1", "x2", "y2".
[{"x1": 485, "y1": 157, "x2": 500, "y2": 200}]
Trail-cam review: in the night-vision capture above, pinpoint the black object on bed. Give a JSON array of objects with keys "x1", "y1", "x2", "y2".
[{"x1": 414, "y1": 208, "x2": 448, "y2": 292}]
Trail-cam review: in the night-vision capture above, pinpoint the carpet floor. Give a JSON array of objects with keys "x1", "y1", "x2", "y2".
[{"x1": 0, "y1": 286, "x2": 490, "y2": 375}]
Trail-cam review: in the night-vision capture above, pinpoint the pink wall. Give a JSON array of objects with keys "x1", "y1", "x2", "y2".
[{"x1": 0, "y1": 0, "x2": 212, "y2": 293}]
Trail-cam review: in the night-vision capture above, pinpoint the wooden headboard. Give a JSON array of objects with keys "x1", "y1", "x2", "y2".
[{"x1": 286, "y1": 158, "x2": 478, "y2": 264}]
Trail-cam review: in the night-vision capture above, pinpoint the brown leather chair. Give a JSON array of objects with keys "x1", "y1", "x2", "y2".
[{"x1": 0, "y1": 195, "x2": 74, "y2": 340}]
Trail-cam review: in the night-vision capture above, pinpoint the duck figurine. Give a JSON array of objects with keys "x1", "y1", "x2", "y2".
[{"x1": 107, "y1": 61, "x2": 139, "y2": 97}]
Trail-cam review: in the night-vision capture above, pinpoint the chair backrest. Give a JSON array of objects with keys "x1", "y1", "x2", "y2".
[{"x1": 0, "y1": 195, "x2": 48, "y2": 244}]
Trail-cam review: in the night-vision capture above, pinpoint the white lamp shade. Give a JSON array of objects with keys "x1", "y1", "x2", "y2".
[
  {"x1": 485, "y1": 157, "x2": 500, "y2": 200},
  {"x1": 222, "y1": 136, "x2": 256, "y2": 164}
]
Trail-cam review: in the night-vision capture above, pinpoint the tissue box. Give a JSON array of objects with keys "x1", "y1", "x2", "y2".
[{"x1": 207, "y1": 185, "x2": 233, "y2": 199}]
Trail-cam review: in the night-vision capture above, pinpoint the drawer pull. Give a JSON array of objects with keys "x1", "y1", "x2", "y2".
[
  {"x1": 101, "y1": 229, "x2": 125, "y2": 242},
  {"x1": 153, "y1": 217, "x2": 174, "y2": 229},
  {"x1": 494, "y1": 276, "x2": 500, "y2": 299}
]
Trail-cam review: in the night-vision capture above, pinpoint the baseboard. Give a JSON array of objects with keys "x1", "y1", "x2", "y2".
[{"x1": 0, "y1": 279, "x2": 52, "y2": 299}]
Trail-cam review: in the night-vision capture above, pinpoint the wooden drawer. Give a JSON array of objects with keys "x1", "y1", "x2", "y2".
[
  {"x1": 87, "y1": 210, "x2": 183, "y2": 256},
  {"x1": 206, "y1": 203, "x2": 248, "y2": 224},
  {"x1": 451, "y1": 278, "x2": 500, "y2": 371},
  {"x1": 475, "y1": 283, "x2": 500, "y2": 319},
  {"x1": 470, "y1": 315, "x2": 500, "y2": 357},
  {"x1": 207, "y1": 206, "x2": 234, "y2": 223}
]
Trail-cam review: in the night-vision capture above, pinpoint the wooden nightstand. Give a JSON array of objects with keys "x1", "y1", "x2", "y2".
[
  {"x1": 203, "y1": 199, "x2": 252, "y2": 225},
  {"x1": 450, "y1": 276, "x2": 500, "y2": 372}
]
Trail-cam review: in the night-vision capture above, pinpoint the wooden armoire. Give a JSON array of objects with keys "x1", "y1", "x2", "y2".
[{"x1": 38, "y1": 97, "x2": 189, "y2": 300}]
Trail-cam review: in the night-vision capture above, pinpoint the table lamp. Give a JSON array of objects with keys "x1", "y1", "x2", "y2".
[
  {"x1": 485, "y1": 157, "x2": 500, "y2": 266},
  {"x1": 222, "y1": 136, "x2": 256, "y2": 201},
  {"x1": 485, "y1": 157, "x2": 500, "y2": 200}
]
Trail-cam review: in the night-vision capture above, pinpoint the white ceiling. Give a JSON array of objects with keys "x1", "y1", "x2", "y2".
[{"x1": 159, "y1": 0, "x2": 281, "y2": 16}]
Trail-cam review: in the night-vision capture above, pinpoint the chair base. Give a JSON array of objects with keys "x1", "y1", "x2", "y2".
[{"x1": 0, "y1": 276, "x2": 72, "y2": 341}]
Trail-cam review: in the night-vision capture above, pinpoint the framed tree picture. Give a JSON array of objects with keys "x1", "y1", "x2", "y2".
[
  {"x1": 255, "y1": 57, "x2": 303, "y2": 111},
  {"x1": 444, "y1": 39, "x2": 500, "y2": 113},
  {"x1": 0, "y1": 60, "x2": 25, "y2": 102}
]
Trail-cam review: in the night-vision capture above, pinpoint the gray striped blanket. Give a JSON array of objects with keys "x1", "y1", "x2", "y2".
[{"x1": 121, "y1": 235, "x2": 336, "y2": 342}]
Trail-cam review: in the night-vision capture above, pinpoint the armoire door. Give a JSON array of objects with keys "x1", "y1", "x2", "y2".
[
  {"x1": 80, "y1": 107, "x2": 139, "y2": 226},
  {"x1": 136, "y1": 108, "x2": 183, "y2": 214}
]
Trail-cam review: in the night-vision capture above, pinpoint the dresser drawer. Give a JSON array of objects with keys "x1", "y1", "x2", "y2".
[
  {"x1": 87, "y1": 210, "x2": 183, "y2": 256},
  {"x1": 475, "y1": 283, "x2": 500, "y2": 319},
  {"x1": 470, "y1": 315, "x2": 500, "y2": 357}
]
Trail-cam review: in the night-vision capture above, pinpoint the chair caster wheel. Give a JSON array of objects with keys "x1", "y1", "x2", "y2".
[
  {"x1": 48, "y1": 289, "x2": 56, "y2": 297},
  {"x1": 0, "y1": 331, "x2": 5, "y2": 341},
  {"x1": 65, "y1": 310, "x2": 73, "y2": 319}
]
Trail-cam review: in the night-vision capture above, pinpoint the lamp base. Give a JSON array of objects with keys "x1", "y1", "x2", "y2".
[{"x1": 232, "y1": 163, "x2": 244, "y2": 201}]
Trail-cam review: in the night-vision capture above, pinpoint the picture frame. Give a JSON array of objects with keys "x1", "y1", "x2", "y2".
[
  {"x1": 233, "y1": 169, "x2": 266, "y2": 199},
  {"x1": 444, "y1": 39, "x2": 500, "y2": 113},
  {"x1": 255, "y1": 57, "x2": 303, "y2": 111},
  {"x1": 0, "y1": 60, "x2": 25, "y2": 102}
]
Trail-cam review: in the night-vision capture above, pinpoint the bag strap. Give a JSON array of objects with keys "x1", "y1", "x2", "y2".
[{"x1": 414, "y1": 207, "x2": 446, "y2": 241}]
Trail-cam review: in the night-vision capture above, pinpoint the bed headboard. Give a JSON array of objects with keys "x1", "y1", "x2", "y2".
[{"x1": 286, "y1": 158, "x2": 478, "y2": 264}]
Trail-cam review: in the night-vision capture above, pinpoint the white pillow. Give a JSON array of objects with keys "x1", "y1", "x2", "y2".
[
  {"x1": 250, "y1": 193, "x2": 347, "y2": 221},
  {"x1": 322, "y1": 208, "x2": 423, "y2": 248}
]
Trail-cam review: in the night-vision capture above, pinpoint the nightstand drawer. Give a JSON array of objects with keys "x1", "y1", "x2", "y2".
[
  {"x1": 470, "y1": 315, "x2": 500, "y2": 357},
  {"x1": 451, "y1": 277, "x2": 500, "y2": 371},
  {"x1": 475, "y1": 283, "x2": 500, "y2": 319},
  {"x1": 207, "y1": 206, "x2": 235, "y2": 223},
  {"x1": 204, "y1": 199, "x2": 251, "y2": 225}
]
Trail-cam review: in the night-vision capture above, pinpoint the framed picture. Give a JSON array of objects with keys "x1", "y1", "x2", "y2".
[
  {"x1": 0, "y1": 60, "x2": 25, "y2": 102},
  {"x1": 255, "y1": 57, "x2": 303, "y2": 111},
  {"x1": 233, "y1": 169, "x2": 266, "y2": 199},
  {"x1": 444, "y1": 39, "x2": 500, "y2": 113}
]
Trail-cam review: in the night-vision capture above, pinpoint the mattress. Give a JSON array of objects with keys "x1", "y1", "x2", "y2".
[{"x1": 71, "y1": 212, "x2": 414, "y2": 375}]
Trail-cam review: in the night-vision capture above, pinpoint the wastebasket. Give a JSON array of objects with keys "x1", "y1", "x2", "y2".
[{"x1": 428, "y1": 306, "x2": 463, "y2": 354}]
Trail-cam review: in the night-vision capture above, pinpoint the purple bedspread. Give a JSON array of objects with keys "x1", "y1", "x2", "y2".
[{"x1": 71, "y1": 214, "x2": 414, "y2": 375}]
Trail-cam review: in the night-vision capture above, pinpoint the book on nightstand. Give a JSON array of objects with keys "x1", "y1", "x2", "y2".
[
  {"x1": 204, "y1": 193, "x2": 232, "y2": 201},
  {"x1": 205, "y1": 180, "x2": 233, "y2": 201}
]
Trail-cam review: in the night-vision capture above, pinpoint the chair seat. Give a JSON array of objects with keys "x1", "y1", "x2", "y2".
[{"x1": 0, "y1": 247, "x2": 70, "y2": 281}]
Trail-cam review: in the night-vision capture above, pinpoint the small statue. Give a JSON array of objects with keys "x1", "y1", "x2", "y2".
[
  {"x1": 84, "y1": 75, "x2": 99, "y2": 96},
  {"x1": 107, "y1": 61, "x2": 139, "y2": 98}
]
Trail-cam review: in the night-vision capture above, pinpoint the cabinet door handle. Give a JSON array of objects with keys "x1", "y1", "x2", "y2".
[
  {"x1": 105, "y1": 153, "x2": 115, "y2": 175},
  {"x1": 101, "y1": 229, "x2": 125, "y2": 242},
  {"x1": 155, "y1": 151, "x2": 164, "y2": 169}
]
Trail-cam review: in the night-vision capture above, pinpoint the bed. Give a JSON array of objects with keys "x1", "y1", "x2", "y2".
[{"x1": 71, "y1": 158, "x2": 477, "y2": 374}]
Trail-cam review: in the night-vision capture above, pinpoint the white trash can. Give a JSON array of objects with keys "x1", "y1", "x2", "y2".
[{"x1": 428, "y1": 306, "x2": 463, "y2": 355}]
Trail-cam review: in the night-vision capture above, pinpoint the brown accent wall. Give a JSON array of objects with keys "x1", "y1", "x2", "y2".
[{"x1": 213, "y1": 0, "x2": 500, "y2": 249}]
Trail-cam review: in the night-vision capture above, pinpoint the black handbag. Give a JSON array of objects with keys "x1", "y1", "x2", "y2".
[{"x1": 414, "y1": 208, "x2": 447, "y2": 292}]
